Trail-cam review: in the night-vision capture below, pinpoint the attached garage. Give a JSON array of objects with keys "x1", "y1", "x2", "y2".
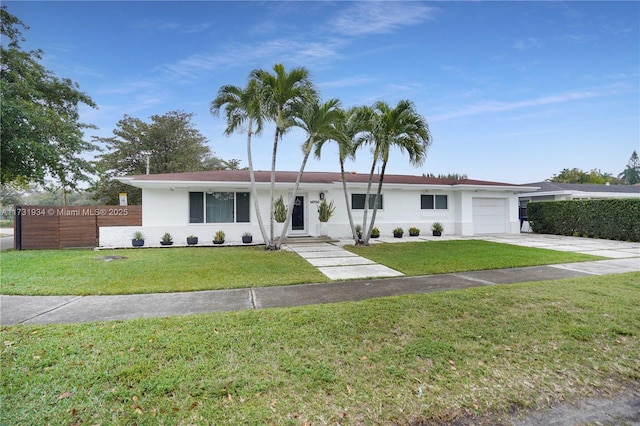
[{"x1": 472, "y1": 198, "x2": 507, "y2": 234}]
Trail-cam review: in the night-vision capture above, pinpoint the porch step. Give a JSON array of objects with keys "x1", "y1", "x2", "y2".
[{"x1": 283, "y1": 236, "x2": 337, "y2": 244}]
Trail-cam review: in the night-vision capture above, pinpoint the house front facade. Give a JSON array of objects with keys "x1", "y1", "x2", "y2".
[{"x1": 99, "y1": 170, "x2": 538, "y2": 247}]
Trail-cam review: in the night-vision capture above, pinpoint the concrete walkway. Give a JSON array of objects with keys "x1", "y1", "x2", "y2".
[
  {"x1": 1, "y1": 234, "x2": 638, "y2": 325},
  {"x1": 284, "y1": 242, "x2": 403, "y2": 280}
]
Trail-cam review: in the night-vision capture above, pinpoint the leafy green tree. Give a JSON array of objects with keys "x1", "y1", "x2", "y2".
[
  {"x1": 1, "y1": 9, "x2": 96, "y2": 190},
  {"x1": 211, "y1": 79, "x2": 270, "y2": 247},
  {"x1": 424, "y1": 173, "x2": 468, "y2": 180},
  {"x1": 92, "y1": 111, "x2": 211, "y2": 204},
  {"x1": 250, "y1": 64, "x2": 316, "y2": 248},
  {"x1": 550, "y1": 168, "x2": 590, "y2": 183},
  {"x1": 355, "y1": 100, "x2": 431, "y2": 245},
  {"x1": 203, "y1": 158, "x2": 244, "y2": 171},
  {"x1": 1, "y1": 7, "x2": 97, "y2": 189},
  {"x1": 0, "y1": 184, "x2": 23, "y2": 208},
  {"x1": 619, "y1": 151, "x2": 640, "y2": 185},
  {"x1": 550, "y1": 168, "x2": 620, "y2": 184}
]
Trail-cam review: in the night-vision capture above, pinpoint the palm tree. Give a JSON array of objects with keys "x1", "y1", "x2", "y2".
[
  {"x1": 250, "y1": 64, "x2": 316, "y2": 248},
  {"x1": 356, "y1": 100, "x2": 431, "y2": 245},
  {"x1": 210, "y1": 78, "x2": 270, "y2": 246},
  {"x1": 275, "y1": 98, "x2": 342, "y2": 248},
  {"x1": 314, "y1": 106, "x2": 362, "y2": 244},
  {"x1": 619, "y1": 150, "x2": 640, "y2": 185}
]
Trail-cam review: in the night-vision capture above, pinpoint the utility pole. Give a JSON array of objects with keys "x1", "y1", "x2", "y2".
[{"x1": 140, "y1": 151, "x2": 151, "y2": 175}]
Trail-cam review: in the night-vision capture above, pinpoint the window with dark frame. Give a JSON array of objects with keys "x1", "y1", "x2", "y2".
[
  {"x1": 421, "y1": 194, "x2": 448, "y2": 210},
  {"x1": 189, "y1": 191, "x2": 250, "y2": 223},
  {"x1": 351, "y1": 193, "x2": 383, "y2": 209}
]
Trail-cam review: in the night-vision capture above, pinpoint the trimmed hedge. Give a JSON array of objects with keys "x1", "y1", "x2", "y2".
[{"x1": 527, "y1": 199, "x2": 640, "y2": 242}]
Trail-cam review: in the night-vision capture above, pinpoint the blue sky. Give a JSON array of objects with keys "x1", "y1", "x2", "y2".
[{"x1": 5, "y1": 1, "x2": 639, "y2": 184}]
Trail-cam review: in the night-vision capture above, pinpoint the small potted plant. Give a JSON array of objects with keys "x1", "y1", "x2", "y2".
[
  {"x1": 432, "y1": 222, "x2": 443, "y2": 237},
  {"x1": 393, "y1": 227, "x2": 404, "y2": 238},
  {"x1": 370, "y1": 227, "x2": 380, "y2": 238},
  {"x1": 213, "y1": 230, "x2": 225, "y2": 244},
  {"x1": 186, "y1": 234, "x2": 198, "y2": 245},
  {"x1": 318, "y1": 199, "x2": 335, "y2": 236},
  {"x1": 131, "y1": 231, "x2": 145, "y2": 247},
  {"x1": 242, "y1": 232, "x2": 253, "y2": 244},
  {"x1": 160, "y1": 232, "x2": 174, "y2": 246},
  {"x1": 409, "y1": 227, "x2": 420, "y2": 237}
]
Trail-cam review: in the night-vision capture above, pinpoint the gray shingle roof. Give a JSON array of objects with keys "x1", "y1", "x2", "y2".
[{"x1": 524, "y1": 181, "x2": 640, "y2": 194}]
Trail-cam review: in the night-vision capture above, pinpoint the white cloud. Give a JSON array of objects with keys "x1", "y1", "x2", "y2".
[
  {"x1": 318, "y1": 76, "x2": 378, "y2": 89},
  {"x1": 513, "y1": 37, "x2": 541, "y2": 51},
  {"x1": 162, "y1": 38, "x2": 346, "y2": 79},
  {"x1": 430, "y1": 86, "x2": 629, "y2": 122},
  {"x1": 330, "y1": 2, "x2": 437, "y2": 36}
]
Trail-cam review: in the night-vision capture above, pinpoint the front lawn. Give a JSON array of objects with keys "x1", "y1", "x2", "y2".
[
  {"x1": 0, "y1": 247, "x2": 329, "y2": 295},
  {"x1": 2, "y1": 273, "x2": 638, "y2": 425},
  {"x1": 346, "y1": 240, "x2": 603, "y2": 275},
  {"x1": 1, "y1": 241, "x2": 604, "y2": 296}
]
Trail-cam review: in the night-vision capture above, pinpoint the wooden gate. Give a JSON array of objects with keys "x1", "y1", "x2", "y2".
[{"x1": 14, "y1": 205, "x2": 142, "y2": 250}]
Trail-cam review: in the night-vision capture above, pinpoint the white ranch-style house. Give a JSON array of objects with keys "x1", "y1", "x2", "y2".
[{"x1": 100, "y1": 170, "x2": 539, "y2": 247}]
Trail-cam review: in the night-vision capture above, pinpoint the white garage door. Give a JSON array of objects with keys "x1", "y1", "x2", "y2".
[{"x1": 472, "y1": 198, "x2": 507, "y2": 234}]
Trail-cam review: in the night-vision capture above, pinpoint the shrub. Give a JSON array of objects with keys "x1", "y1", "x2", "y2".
[
  {"x1": 274, "y1": 196, "x2": 286, "y2": 223},
  {"x1": 409, "y1": 227, "x2": 420, "y2": 236},
  {"x1": 370, "y1": 227, "x2": 380, "y2": 238},
  {"x1": 527, "y1": 199, "x2": 640, "y2": 242},
  {"x1": 318, "y1": 199, "x2": 335, "y2": 222}
]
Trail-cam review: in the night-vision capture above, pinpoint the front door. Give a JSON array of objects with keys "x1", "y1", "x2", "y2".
[{"x1": 291, "y1": 196, "x2": 304, "y2": 231}]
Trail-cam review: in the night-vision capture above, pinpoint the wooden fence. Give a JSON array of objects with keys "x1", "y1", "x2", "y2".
[{"x1": 14, "y1": 205, "x2": 142, "y2": 250}]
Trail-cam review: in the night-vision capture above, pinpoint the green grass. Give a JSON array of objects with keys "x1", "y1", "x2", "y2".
[
  {"x1": 2, "y1": 273, "x2": 638, "y2": 425},
  {"x1": 0, "y1": 247, "x2": 329, "y2": 295},
  {"x1": 346, "y1": 240, "x2": 603, "y2": 275},
  {"x1": 2, "y1": 240, "x2": 604, "y2": 296}
]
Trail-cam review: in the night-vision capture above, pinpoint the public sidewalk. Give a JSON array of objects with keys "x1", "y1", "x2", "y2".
[
  {"x1": 2, "y1": 234, "x2": 639, "y2": 325},
  {"x1": 2, "y1": 256, "x2": 639, "y2": 325}
]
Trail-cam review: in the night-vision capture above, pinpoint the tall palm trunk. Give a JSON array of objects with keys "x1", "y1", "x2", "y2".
[
  {"x1": 366, "y1": 159, "x2": 388, "y2": 243},
  {"x1": 276, "y1": 139, "x2": 313, "y2": 249},
  {"x1": 340, "y1": 159, "x2": 359, "y2": 243},
  {"x1": 268, "y1": 127, "x2": 280, "y2": 250},
  {"x1": 246, "y1": 120, "x2": 269, "y2": 245},
  {"x1": 361, "y1": 154, "x2": 378, "y2": 245}
]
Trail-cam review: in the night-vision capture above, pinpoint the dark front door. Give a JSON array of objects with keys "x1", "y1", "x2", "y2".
[{"x1": 292, "y1": 196, "x2": 304, "y2": 230}]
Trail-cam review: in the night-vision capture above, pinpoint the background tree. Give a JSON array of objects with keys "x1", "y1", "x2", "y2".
[
  {"x1": 550, "y1": 168, "x2": 620, "y2": 184},
  {"x1": 1, "y1": 7, "x2": 97, "y2": 188},
  {"x1": 619, "y1": 150, "x2": 640, "y2": 185},
  {"x1": 92, "y1": 111, "x2": 212, "y2": 204},
  {"x1": 424, "y1": 173, "x2": 468, "y2": 180}
]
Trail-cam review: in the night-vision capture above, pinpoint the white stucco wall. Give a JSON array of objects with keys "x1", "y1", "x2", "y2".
[{"x1": 99, "y1": 183, "x2": 524, "y2": 247}]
